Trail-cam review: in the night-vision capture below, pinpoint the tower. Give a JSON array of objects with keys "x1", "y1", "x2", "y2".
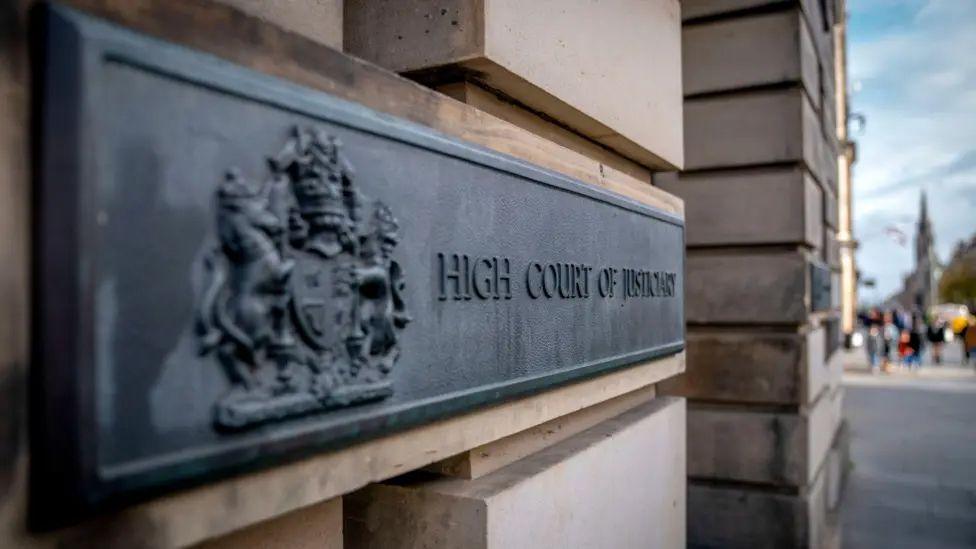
[{"x1": 913, "y1": 190, "x2": 937, "y2": 311}]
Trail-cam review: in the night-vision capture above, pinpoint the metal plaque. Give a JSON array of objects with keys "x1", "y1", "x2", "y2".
[
  {"x1": 32, "y1": 5, "x2": 684, "y2": 525},
  {"x1": 810, "y1": 261, "x2": 833, "y2": 312}
]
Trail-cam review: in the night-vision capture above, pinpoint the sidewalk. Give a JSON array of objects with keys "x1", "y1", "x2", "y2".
[{"x1": 840, "y1": 347, "x2": 976, "y2": 548}]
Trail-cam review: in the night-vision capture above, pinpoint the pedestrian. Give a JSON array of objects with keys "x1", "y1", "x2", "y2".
[
  {"x1": 882, "y1": 311, "x2": 898, "y2": 372},
  {"x1": 898, "y1": 329, "x2": 911, "y2": 367},
  {"x1": 965, "y1": 317, "x2": 976, "y2": 366},
  {"x1": 892, "y1": 309, "x2": 905, "y2": 332},
  {"x1": 926, "y1": 317, "x2": 945, "y2": 365},
  {"x1": 908, "y1": 326, "x2": 923, "y2": 370},
  {"x1": 865, "y1": 325, "x2": 883, "y2": 373}
]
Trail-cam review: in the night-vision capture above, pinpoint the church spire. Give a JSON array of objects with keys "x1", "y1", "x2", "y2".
[{"x1": 919, "y1": 189, "x2": 929, "y2": 227}]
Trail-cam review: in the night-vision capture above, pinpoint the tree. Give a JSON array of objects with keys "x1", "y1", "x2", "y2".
[{"x1": 939, "y1": 247, "x2": 976, "y2": 308}]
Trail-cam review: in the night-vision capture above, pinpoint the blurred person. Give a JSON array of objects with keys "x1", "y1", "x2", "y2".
[
  {"x1": 965, "y1": 317, "x2": 976, "y2": 366},
  {"x1": 951, "y1": 313, "x2": 969, "y2": 340},
  {"x1": 893, "y1": 309, "x2": 906, "y2": 332},
  {"x1": 926, "y1": 317, "x2": 946, "y2": 364},
  {"x1": 908, "y1": 324, "x2": 923, "y2": 370},
  {"x1": 898, "y1": 329, "x2": 911, "y2": 367},
  {"x1": 953, "y1": 313, "x2": 972, "y2": 365},
  {"x1": 882, "y1": 311, "x2": 899, "y2": 371},
  {"x1": 857, "y1": 309, "x2": 871, "y2": 327},
  {"x1": 865, "y1": 324, "x2": 883, "y2": 373},
  {"x1": 866, "y1": 308, "x2": 881, "y2": 328}
]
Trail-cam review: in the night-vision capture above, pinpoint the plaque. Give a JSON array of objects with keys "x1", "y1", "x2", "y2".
[
  {"x1": 810, "y1": 261, "x2": 833, "y2": 312},
  {"x1": 31, "y1": 5, "x2": 684, "y2": 525}
]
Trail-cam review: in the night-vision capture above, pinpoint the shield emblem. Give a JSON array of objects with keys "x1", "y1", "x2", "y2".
[{"x1": 289, "y1": 250, "x2": 351, "y2": 352}]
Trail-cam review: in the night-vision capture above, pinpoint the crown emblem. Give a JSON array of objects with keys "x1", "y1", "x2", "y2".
[{"x1": 272, "y1": 127, "x2": 348, "y2": 222}]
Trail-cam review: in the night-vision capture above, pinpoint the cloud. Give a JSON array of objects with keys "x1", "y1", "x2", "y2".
[
  {"x1": 858, "y1": 149, "x2": 976, "y2": 199},
  {"x1": 849, "y1": 0, "x2": 976, "y2": 300}
]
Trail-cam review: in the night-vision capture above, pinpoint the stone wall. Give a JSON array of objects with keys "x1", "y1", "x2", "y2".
[{"x1": 658, "y1": 1, "x2": 849, "y2": 547}]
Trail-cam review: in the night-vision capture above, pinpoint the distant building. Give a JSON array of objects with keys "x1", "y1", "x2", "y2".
[
  {"x1": 892, "y1": 191, "x2": 941, "y2": 312},
  {"x1": 938, "y1": 233, "x2": 976, "y2": 308}
]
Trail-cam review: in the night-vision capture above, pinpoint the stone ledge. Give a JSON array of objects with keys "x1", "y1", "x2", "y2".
[
  {"x1": 425, "y1": 385, "x2": 657, "y2": 480},
  {"x1": 195, "y1": 497, "x2": 343, "y2": 549},
  {"x1": 9, "y1": 353, "x2": 683, "y2": 548},
  {"x1": 346, "y1": 397, "x2": 686, "y2": 549}
]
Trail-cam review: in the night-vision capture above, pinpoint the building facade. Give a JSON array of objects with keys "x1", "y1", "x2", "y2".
[
  {"x1": 0, "y1": 1, "x2": 850, "y2": 547},
  {"x1": 658, "y1": 1, "x2": 850, "y2": 546}
]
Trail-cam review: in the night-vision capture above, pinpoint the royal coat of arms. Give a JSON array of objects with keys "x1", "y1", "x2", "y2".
[{"x1": 195, "y1": 126, "x2": 410, "y2": 430}]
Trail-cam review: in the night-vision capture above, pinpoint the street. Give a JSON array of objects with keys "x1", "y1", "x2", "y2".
[{"x1": 841, "y1": 341, "x2": 976, "y2": 548}]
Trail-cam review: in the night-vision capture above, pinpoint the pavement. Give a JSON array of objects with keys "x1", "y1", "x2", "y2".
[{"x1": 840, "y1": 340, "x2": 976, "y2": 548}]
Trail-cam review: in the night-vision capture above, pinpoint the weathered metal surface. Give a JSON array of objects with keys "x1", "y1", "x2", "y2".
[{"x1": 31, "y1": 5, "x2": 684, "y2": 525}]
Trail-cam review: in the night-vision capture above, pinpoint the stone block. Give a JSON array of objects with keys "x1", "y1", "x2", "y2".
[
  {"x1": 799, "y1": 10, "x2": 822, "y2": 110},
  {"x1": 805, "y1": 455, "x2": 832, "y2": 549},
  {"x1": 831, "y1": 270, "x2": 842, "y2": 309},
  {"x1": 825, "y1": 419, "x2": 850, "y2": 513},
  {"x1": 345, "y1": 0, "x2": 684, "y2": 169},
  {"x1": 686, "y1": 388, "x2": 838, "y2": 487},
  {"x1": 660, "y1": 328, "x2": 830, "y2": 406},
  {"x1": 800, "y1": 0, "x2": 836, "y2": 66},
  {"x1": 217, "y1": 0, "x2": 342, "y2": 49},
  {"x1": 805, "y1": 389, "x2": 837, "y2": 486},
  {"x1": 682, "y1": 0, "x2": 836, "y2": 59},
  {"x1": 684, "y1": 87, "x2": 821, "y2": 173},
  {"x1": 345, "y1": 398, "x2": 686, "y2": 549},
  {"x1": 686, "y1": 250, "x2": 809, "y2": 325},
  {"x1": 803, "y1": 97, "x2": 832, "y2": 188},
  {"x1": 824, "y1": 228, "x2": 840, "y2": 268},
  {"x1": 687, "y1": 469, "x2": 826, "y2": 549},
  {"x1": 198, "y1": 498, "x2": 343, "y2": 549},
  {"x1": 820, "y1": 65, "x2": 838, "y2": 144},
  {"x1": 823, "y1": 185, "x2": 839, "y2": 229},
  {"x1": 806, "y1": 171, "x2": 826, "y2": 250},
  {"x1": 805, "y1": 326, "x2": 829, "y2": 404},
  {"x1": 661, "y1": 331, "x2": 802, "y2": 405},
  {"x1": 827, "y1": 343, "x2": 844, "y2": 392},
  {"x1": 688, "y1": 405, "x2": 804, "y2": 486},
  {"x1": 682, "y1": 9, "x2": 820, "y2": 107},
  {"x1": 829, "y1": 386, "x2": 844, "y2": 436},
  {"x1": 819, "y1": 131, "x2": 839, "y2": 193},
  {"x1": 656, "y1": 166, "x2": 822, "y2": 247}
]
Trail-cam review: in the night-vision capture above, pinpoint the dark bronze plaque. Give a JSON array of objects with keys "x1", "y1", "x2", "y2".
[
  {"x1": 810, "y1": 261, "x2": 833, "y2": 312},
  {"x1": 31, "y1": 5, "x2": 684, "y2": 525}
]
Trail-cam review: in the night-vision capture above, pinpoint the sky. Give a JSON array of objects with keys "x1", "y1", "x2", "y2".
[{"x1": 847, "y1": 0, "x2": 976, "y2": 304}]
